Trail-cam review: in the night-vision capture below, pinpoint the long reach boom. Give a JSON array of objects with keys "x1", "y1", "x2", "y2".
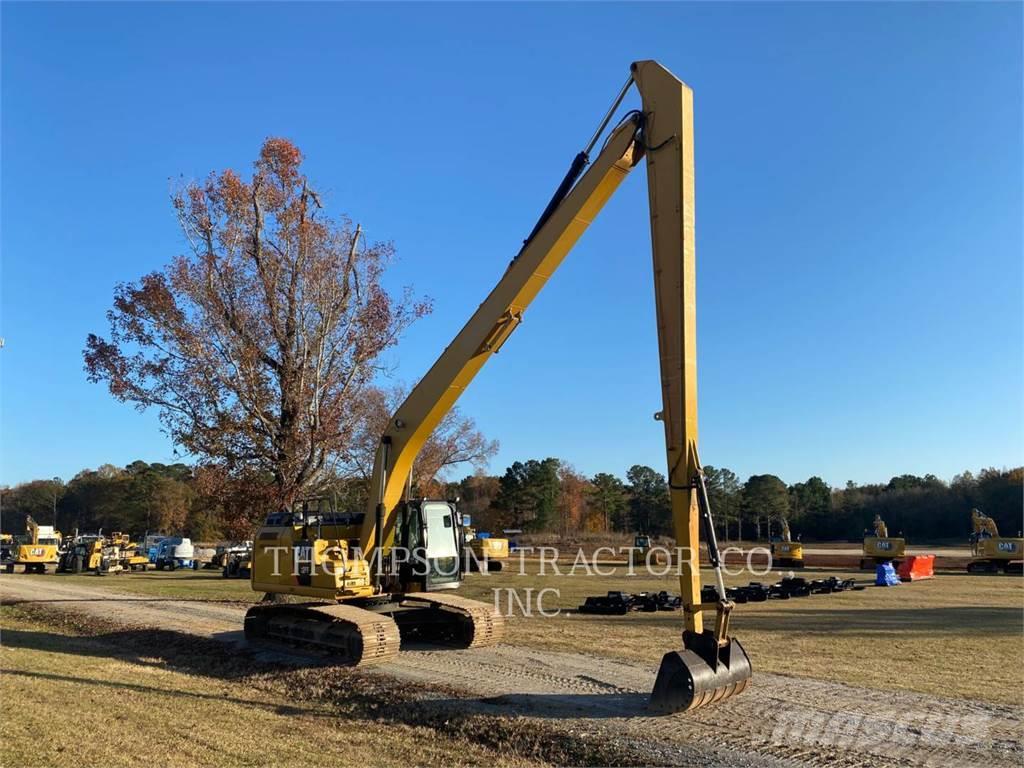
[
  {"x1": 359, "y1": 60, "x2": 752, "y2": 712},
  {"x1": 248, "y1": 60, "x2": 752, "y2": 715}
]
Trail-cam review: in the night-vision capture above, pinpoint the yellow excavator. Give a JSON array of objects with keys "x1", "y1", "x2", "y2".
[
  {"x1": 5, "y1": 516, "x2": 62, "y2": 574},
  {"x1": 245, "y1": 60, "x2": 751, "y2": 714},
  {"x1": 771, "y1": 519, "x2": 804, "y2": 568},
  {"x1": 860, "y1": 514, "x2": 906, "y2": 569},
  {"x1": 968, "y1": 508, "x2": 1023, "y2": 574}
]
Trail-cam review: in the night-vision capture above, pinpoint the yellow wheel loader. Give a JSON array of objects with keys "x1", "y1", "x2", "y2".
[
  {"x1": 968, "y1": 509, "x2": 1023, "y2": 574},
  {"x1": 5, "y1": 516, "x2": 61, "y2": 574},
  {"x1": 860, "y1": 515, "x2": 906, "y2": 570},
  {"x1": 246, "y1": 60, "x2": 751, "y2": 714},
  {"x1": 771, "y1": 519, "x2": 804, "y2": 568}
]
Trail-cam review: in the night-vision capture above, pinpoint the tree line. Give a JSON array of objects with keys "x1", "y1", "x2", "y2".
[
  {"x1": 448, "y1": 463, "x2": 1023, "y2": 543},
  {"x1": 4, "y1": 459, "x2": 1019, "y2": 544}
]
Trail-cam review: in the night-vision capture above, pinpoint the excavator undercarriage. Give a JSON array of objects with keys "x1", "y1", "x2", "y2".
[{"x1": 244, "y1": 592, "x2": 504, "y2": 665}]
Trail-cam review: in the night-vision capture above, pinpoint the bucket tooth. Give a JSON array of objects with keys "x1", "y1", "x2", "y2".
[{"x1": 649, "y1": 632, "x2": 752, "y2": 714}]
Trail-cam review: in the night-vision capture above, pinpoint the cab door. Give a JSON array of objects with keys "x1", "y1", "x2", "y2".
[{"x1": 421, "y1": 501, "x2": 461, "y2": 590}]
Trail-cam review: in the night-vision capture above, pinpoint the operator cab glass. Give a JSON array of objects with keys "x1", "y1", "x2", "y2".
[{"x1": 398, "y1": 500, "x2": 461, "y2": 590}]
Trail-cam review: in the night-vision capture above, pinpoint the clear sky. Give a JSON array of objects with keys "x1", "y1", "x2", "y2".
[{"x1": 2, "y1": 2, "x2": 1021, "y2": 489}]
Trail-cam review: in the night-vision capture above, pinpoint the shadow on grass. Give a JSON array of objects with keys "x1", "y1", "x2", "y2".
[
  {"x1": 1, "y1": 618, "x2": 658, "y2": 724},
  {"x1": 50, "y1": 572, "x2": 233, "y2": 582},
  {"x1": 473, "y1": 691, "x2": 651, "y2": 719},
  {"x1": 0, "y1": 597, "x2": 247, "y2": 607},
  {"x1": 1, "y1": 626, "x2": 254, "y2": 680},
  {"x1": 1, "y1": 667, "x2": 330, "y2": 718}
]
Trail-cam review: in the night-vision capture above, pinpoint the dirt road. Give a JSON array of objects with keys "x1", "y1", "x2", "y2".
[{"x1": 2, "y1": 576, "x2": 1020, "y2": 767}]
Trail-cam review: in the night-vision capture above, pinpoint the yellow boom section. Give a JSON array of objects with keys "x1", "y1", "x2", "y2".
[
  {"x1": 361, "y1": 103, "x2": 644, "y2": 556},
  {"x1": 361, "y1": 61, "x2": 703, "y2": 636}
]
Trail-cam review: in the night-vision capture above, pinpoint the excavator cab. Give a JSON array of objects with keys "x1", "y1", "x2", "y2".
[{"x1": 395, "y1": 500, "x2": 463, "y2": 591}]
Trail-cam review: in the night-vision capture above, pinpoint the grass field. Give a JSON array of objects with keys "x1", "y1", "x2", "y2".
[
  {"x1": 0, "y1": 605, "x2": 545, "y2": 768},
  {"x1": 457, "y1": 561, "x2": 1024, "y2": 705},
  {"x1": 7, "y1": 559, "x2": 1023, "y2": 705}
]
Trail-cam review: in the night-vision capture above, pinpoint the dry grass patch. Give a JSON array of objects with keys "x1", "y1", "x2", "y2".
[{"x1": 0, "y1": 606, "x2": 543, "y2": 768}]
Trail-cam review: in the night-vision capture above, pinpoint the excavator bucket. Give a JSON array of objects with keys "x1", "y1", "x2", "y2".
[{"x1": 649, "y1": 632, "x2": 752, "y2": 714}]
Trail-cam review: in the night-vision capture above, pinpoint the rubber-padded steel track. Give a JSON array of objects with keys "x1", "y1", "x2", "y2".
[
  {"x1": 401, "y1": 592, "x2": 505, "y2": 648},
  {"x1": 244, "y1": 603, "x2": 401, "y2": 667}
]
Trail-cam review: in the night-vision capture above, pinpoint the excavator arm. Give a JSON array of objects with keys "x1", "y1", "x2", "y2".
[
  {"x1": 360, "y1": 60, "x2": 751, "y2": 713},
  {"x1": 25, "y1": 515, "x2": 39, "y2": 544}
]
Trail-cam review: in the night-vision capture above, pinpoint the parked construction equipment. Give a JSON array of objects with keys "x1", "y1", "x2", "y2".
[
  {"x1": 630, "y1": 534, "x2": 669, "y2": 566},
  {"x1": 578, "y1": 591, "x2": 681, "y2": 615},
  {"x1": 4, "y1": 516, "x2": 61, "y2": 574},
  {"x1": 153, "y1": 537, "x2": 194, "y2": 570},
  {"x1": 56, "y1": 531, "x2": 146, "y2": 575},
  {"x1": 245, "y1": 60, "x2": 750, "y2": 713},
  {"x1": 860, "y1": 515, "x2": 906, "y2": 569},
  {"x1": 143, "y1": 534, "x2": 166, "y2": 563},
  {"x1": 0, "y1": 533, "x2": 15, "y2": 565},
  {"x1": 967, "y1": 509, "x2": 1023, "y2": 574},
  {"x1": 462, "y1": 527, "x2": 510, "y2": 572},
  {"x1": 580, "y1": 577, "x2": 864, "y2": 615},
  {"x1": 221, "y1": 543, "x2": 253, "y2": 579},
  {"x1": 770, "y1": 519, "x2": 804, "y2": 568},
  {"x1": 111, "y1": 532, "x2": 151, "y2": 571}
]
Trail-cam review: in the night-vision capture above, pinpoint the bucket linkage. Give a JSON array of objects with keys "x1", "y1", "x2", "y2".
[{"x1": 649, "y1": 459, "x2": 753, "y2": 714}]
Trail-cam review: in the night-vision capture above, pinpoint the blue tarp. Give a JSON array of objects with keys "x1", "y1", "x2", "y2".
[{"x1": 875, "y1": 562, "x2": 901, "y2": 586}]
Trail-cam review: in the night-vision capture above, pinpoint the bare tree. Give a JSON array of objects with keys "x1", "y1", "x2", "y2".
[
  {"x1": 348, "y1": 385, "x2": 498, "y2": 495},
  {"x1": 85, "y1": 138, "x2": 430, "y2": 507}
]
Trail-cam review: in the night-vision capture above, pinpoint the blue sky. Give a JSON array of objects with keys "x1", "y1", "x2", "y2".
[{"x1": 2, "y1": 2, "x2": 1021, "y2": 489}]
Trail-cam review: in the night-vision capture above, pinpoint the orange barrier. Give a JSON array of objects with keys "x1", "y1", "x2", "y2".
[{"x1": 897, "y1": 555, "x2": 935, "y2": 581}]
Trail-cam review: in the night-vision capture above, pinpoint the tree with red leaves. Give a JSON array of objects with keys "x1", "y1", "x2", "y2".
[{"x1": 85, "y1": 138, "x2": 432, "y2": 509}]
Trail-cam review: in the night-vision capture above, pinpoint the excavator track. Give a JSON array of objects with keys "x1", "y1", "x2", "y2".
[
  {"x1": 244, "y1": 602, "x2": 401, "y2": 667},
  {"x1": 400, "y1": 592, "x2": 505, "y2": 648}
]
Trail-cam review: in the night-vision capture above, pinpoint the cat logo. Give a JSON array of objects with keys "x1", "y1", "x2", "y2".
[
  {"x1": 295, "y1": 544, "x2": 313, "y2": 586},
  {"x1": 997, "y1": 541, "x2": 1018, "y2": 553},
  {"x1": 29, "y1": 547, "x2": 44, "y2": 557},
  {"x1": 877, "y1": 541, "x2": 892, "y2": 551}
]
